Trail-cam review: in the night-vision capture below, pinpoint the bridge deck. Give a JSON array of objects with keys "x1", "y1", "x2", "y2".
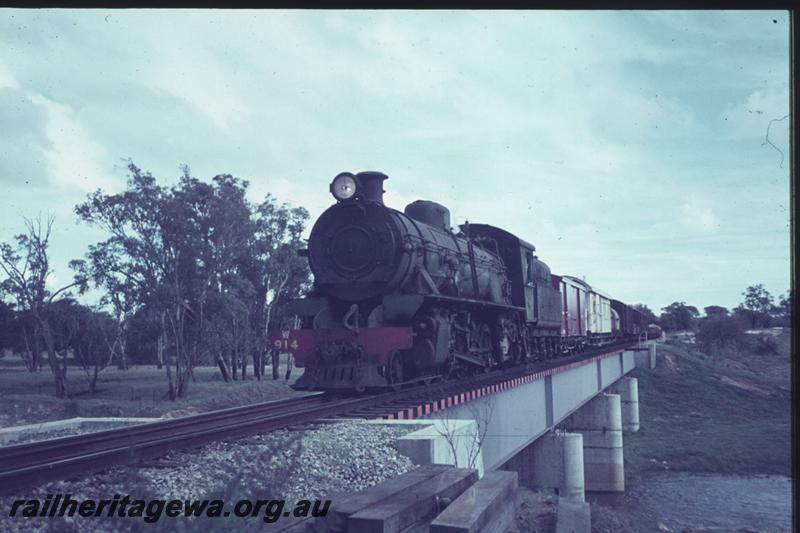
[{"x1": 376, "y1": 345, "x2": 653, "y2": 472}]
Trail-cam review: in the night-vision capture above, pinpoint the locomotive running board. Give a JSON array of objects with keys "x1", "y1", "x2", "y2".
[
  {"x1": 423, "y1": 294, "x2": 526, "y2": 312},
  {"x1": 383, "y1": 294, "x2": 525, "y2": 322}
]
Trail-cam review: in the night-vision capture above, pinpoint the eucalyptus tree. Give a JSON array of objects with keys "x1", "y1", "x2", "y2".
[
  {"x1": 659, "y1": 301, "x2": 699, "y2": 331},
  {"x1": 68, "y1": 305, "x2": 119, "y2": 394},
  {"x1": 704, "y1": 305, "x2": 729, "y2": 318},
  {"x1": 241, "y1": 195, "x2": 311, "y2": 378},
  {"x1": 0, "y1": 215, "x2": 87, "y2": 396},
  {"x1": 0, "y1": 300, "x2": 14, "y2": 355},
  {"x1": 737, "y1": 284, "x2": 775, "y2": 328},
  {"x1": 631, "y1": 303, "x2": 658, "y2": 325},
  {"x1": 76, "y1": 163, "x2": 204, "y2": 399},
  {"x1": 76, "y1": 162, "x2": 311, "y2": 397}
]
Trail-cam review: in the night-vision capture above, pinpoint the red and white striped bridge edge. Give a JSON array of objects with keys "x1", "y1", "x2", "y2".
[{"x1": 382, "y1": 349, "x2": 623, "y2": 421}]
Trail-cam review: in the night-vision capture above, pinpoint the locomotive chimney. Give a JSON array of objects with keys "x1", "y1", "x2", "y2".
[{"x1": 356, "y1": 171, "x2": 388, "y2": 205}]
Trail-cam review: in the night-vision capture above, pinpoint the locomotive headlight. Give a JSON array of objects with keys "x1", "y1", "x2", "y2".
[{"x1": 330, "y1": 172, "x2": 358, "y2": 201}]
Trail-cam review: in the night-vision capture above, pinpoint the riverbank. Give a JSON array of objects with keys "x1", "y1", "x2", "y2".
[
  {"x1": 624, "y1": 329, "x2": 791, "y2": 478},
  {"x1": 593, "y1": 328, "x2": 793, "y2": 532}
]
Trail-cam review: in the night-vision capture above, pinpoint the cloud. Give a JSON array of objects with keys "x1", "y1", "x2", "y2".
[
  {"x1": 0, "y1": 87, "x2": 51, "y2": 185},
  {"x1": 28, "y1": 93, "x2": 115, "y2": 192},
  {"x1": 0, "y1": 61, "x2": 19, "y2": 89},
  {"x1": 721, "y1": 87, "x2": 790, "y2": 143},
  {"x1": 680, "y1": 196, "x2": 720, "y2": 233},
  {"x1": 143, "y1": 33, "x2": 252, "y2": 135}
]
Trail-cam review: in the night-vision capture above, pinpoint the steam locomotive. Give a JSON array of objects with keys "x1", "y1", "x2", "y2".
[{"x1": 272, "y1": 171, "x2": 651, "y2": 392}]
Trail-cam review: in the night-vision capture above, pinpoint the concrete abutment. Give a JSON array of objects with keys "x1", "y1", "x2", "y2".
[{"x1": 632, "y1": 343, "x2": 657, "y2": 369}]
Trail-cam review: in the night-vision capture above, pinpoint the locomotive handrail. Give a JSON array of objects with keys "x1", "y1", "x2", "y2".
[
  {"x1": 463, "y1": 221, "x2": 481, "y2": 296},
  {"x1": 425, "y1": 293, "x2": 526, "y2": 312},
  {"x1": 404, "y1": 233, "x2": 500, "y2": 270}
]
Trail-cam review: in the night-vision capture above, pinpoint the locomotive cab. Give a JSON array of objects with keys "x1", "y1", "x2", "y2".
[{"x1": 460, "y1": 224, "x2": 561, "y2": 328}]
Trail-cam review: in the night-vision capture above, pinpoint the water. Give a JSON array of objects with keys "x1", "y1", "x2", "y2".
[{"x1": 588, "y1": 472, "x2": 793, "y2": 532}]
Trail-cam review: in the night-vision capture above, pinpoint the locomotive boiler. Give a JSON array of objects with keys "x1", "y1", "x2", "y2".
[
  {"x1": 309, "y1": 171, "x2": 508, "y2": 305},
  {"x1": 272, "y1": 171, "x2": 649, "y2": 392}
]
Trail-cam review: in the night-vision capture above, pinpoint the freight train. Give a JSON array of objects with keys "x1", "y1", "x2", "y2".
[{"x1": 272, "y1": 171, "x2": 654, "y2": 392}]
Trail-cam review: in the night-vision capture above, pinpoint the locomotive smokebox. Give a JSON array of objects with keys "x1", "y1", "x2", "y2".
[
  {"x1": 404, "y1": 200, "x2": 451, "y2": 232},
  {"x1": 356, "y1": 171, "x2": 388, "y2": 205}
]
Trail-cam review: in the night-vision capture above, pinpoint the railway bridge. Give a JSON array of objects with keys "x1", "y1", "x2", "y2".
[
  {"x1": 0, "y1": 341, "x2": 659, "y2": 533},
  {"x1": 371, "y1": 342, "x2": 658, "y2": 502}
]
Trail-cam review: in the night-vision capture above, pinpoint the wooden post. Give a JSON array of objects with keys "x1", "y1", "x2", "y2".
[{"x1": 272, "y1": 348, "x2": 280, "y2": 380}]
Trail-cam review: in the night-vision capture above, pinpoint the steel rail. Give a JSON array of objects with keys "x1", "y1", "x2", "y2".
[
  {"x1": 0, "y1": 394, "x2": 385, "y2": 493},
  {"x1": 0, "y1": 394, "x2": 323, "y2": 466},
  {"x1": 0, "y1": 395, "x2": 328, "y2": 471}
]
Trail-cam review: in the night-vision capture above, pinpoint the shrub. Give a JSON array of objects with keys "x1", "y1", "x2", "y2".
[
  {"x1": 753, "y1": 335, "x2": 778, "y2": 355},
  {"x1": 696, "y1": 315, "x2": 747, "y2": 359}
]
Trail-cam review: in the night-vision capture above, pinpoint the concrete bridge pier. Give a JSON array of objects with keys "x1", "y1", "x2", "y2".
[
  {"x1": 608, "y1": 377, "x2": 639, "y2": 433},
  {"x1": 564, "y1": 392, "x2": 624, "y2": 492},
  {"x1": 502, "y1": 431, "x2": 586, "y2": 502}
]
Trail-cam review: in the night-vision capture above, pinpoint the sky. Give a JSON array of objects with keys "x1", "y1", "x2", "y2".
[{"x1": 0, "y1": 9, "x2": 791, "y2": 314}]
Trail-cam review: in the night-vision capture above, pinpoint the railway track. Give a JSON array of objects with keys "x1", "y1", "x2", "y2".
[{"x1": 0, "y1": 340, "x2": 640, "y2": 494}]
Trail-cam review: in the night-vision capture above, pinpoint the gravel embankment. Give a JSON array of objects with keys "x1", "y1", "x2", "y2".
[{"x1": 0, "y1": 421, "x2": 419, "y2": 532}]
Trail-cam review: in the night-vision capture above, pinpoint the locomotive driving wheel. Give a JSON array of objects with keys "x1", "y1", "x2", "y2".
[
  {"x1": 474, "y1": 322, "x2": 493, "y2": 372},
  {"x1": 497, "y1": 334, "x2": 511, "y2": 367},
  {"x1": 494, "y1": 315, "x2": 516, "y2": 366},
  {"x1": 445, "y1": 349, "x2": 466, "y2": 380},
  {"x1": 387, "y1": 349, "x2": 404, "y2": 389}
]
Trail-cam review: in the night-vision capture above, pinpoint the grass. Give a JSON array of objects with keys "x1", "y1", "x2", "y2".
[
  {"x1": 508, "y1": 489, "x2": 557, "y2": 533},
  {"x1": 623, "y1": 328, "x2": 792, "y2": 478},
  {"x1": 0, "y1": 356, "x2": 307, "y2": 428}
]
